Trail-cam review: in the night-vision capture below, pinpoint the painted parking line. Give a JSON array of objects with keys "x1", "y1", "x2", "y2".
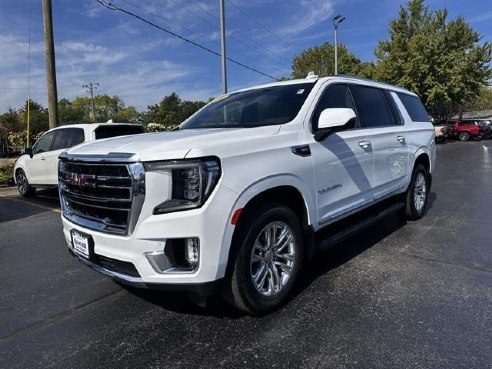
[{"x1": 2, "y1": 197, "x2": 61, "y2": 213}]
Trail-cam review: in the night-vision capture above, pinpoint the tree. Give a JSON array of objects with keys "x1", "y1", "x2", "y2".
[
  {"x1": 58, "y1": 98, "x2": 84, "y2": 124},
  {"x1": 143, "y1": 93, "x2": 206, "y2": 128},
  {"x1": 291, "y1": 43, "x2": 364, "y2": 78},
  {"x1": 72, "y1": 94, "x2": 128, "y2": 122},
  {"x1": 19, "y1": 100, "x2": 48, "y2": 137},
  {"x1": 113, "y1": 106, "x2": 140, "y2": 123},
  {"x1": 373, "y1": 0, "x2": 491, "y2": 122},
  {"x1": 462, "y1": 85, "x2": 492, "y2": 112}
]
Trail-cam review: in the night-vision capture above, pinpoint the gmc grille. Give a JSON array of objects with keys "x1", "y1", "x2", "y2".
[{"x1": 59, "y1": 160, "x2": 145, "y2": 235}]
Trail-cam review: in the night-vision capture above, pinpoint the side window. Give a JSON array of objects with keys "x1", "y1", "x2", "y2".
[
  {"x1": 66, "y1": 128, "x2": 85, "y2": 148},
  {"x1": 397, "y1": 93, "x2": 430, "y2": 122},
  {"x1": 52, "y1": 128, "x2": 85, "y2": 150},
  {"x1": 32, "y1": 131, "x2": 56, "y2": 155},
  {"x1": 349, "y1": 85, "x2": 396, "y2": 128},
  {"x1": 311, "y1": 84, "x2": 355, "y2": 131}
]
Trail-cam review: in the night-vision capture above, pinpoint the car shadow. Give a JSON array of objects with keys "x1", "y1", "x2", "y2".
[
  {"x1": 0, "y1": 188, "x2": 60, "y2": 223},
  {"x1": 121, "y1": 210, "x2": 413, "y2": 318}
]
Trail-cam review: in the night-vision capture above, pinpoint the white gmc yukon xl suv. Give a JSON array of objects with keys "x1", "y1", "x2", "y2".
[{"x1": 59, "y1": 75, "x2": 435, "y2": 314}]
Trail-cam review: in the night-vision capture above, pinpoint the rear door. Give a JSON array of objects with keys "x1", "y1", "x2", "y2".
[
  {"x1": 310, "y1": 83, "x2": 375, "y2": 225},
  {"x1": 348, "y1": 85, "x2": 410, "y2": 200}
]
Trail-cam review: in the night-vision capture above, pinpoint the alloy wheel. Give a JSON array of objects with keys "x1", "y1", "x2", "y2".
[{"x1": 250, "y1": 221, "x2": 296, "y2": 297}]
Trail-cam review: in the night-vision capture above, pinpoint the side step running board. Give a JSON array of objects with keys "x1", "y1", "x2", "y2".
[{"x1": 315, "y1": 201, "x2": 405, "y2": 250}]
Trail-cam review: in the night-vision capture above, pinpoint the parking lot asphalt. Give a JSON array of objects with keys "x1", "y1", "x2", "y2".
[{"x1": 0, "y1": 141, "x2": 491, "y2": 369}]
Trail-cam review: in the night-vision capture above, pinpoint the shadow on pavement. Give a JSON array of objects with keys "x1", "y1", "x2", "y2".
[
  {"x1": 120, "y1": 211, "x2": 410, "y2": 318},
  {"x1": 0, "y1": 188, "x2": 60, "y2": 223}
]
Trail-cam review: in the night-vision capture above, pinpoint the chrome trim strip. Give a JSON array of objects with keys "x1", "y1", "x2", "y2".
[
  {"x1": 319, "y1": 186, "x2": 406, "y2": 227},
  {"x1": 59, "y1": 152, "x2": 140, "y2": 163}
]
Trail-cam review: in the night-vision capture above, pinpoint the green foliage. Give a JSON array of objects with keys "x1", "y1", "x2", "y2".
[
  {"x1": 143, "y1": 93, "x2": 206, "y2": 128},
  {"x1": 0, "y1": 160, "x2": 15, "y2": 186},
  {"x1": 19, "y1": 100, "x2": 49, "y2": 137},
  {"x1": 291, "y1": 42, "x2": 364, "y2": 78},
  {"x1": 58, "y1": 98, "x2": 84, "y2": 124},
  {"x1": 373, "y1": 0, "x2": 491, "y2": 121},
  {"x1": 463, "y1": 85, "x2": 492, "y2": 111}
]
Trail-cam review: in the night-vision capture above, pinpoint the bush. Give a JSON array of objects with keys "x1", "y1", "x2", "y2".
[{"x1": 0, "y1": 160, "x2": 15, "y2": 187}]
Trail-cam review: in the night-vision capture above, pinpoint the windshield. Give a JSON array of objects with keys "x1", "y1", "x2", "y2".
[{"x1": 181, "y1": 83, "x2": 315, "y2": 129}]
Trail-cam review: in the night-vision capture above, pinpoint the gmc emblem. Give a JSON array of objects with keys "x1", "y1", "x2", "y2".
[{"x1": 66, "y1": 173, "x2": 96, "y2": 188}]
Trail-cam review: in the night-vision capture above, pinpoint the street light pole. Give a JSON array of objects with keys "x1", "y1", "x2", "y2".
[
  {"x1": 333, "y1": 14, "x2": 345, "y2": 76},
  {"x1": 219, "y1": 0, "x2": 227, "y2": 94}
]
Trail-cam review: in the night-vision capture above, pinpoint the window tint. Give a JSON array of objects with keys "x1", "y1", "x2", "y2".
[
  {"x1": 181, "y1": 83, "x2": 315, "y2": 129},
  {"x1": 349, "y1": 85, "x2": 395, "y2": 128},
  {"x1": 52, "y1": 128, "x2": 85, "y2": 150},
  {"x1": 312, "y1": 84, "x2": 355, "y2": 130},
  {"x1": 33, "y1": 131, "x2": 56, "y2": 155},
  {"x1": 397, "y1": 93, "x2": 430, "y2": 122},
  {"x1": 95, "y1": 125, "x2": 145, "y2": 140}
]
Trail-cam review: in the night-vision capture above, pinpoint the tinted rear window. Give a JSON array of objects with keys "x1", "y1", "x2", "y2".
[
  {"x1": 95, "y1": 125, "x2": 145, "y2": 140},
  {"x1": 397, "y1": 93, "x2": 430, "y2": 122},
  {"x1": 348, "y1": 85, "x2": 396, "y2": 128}
]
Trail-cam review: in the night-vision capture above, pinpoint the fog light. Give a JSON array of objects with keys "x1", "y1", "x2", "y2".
[{"x1": 185, "y1": 238, "x2": 200, "y2": 266}]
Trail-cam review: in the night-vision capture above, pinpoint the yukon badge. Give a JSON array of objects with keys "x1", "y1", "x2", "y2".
[{"x1": 318, "y1": 183, "x2": 343, "y2": 195}]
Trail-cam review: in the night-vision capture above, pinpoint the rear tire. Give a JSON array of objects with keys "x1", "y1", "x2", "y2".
[
  {"x1": 224, "y1": 202, "x2": 304, "y2": 315},
  {"x1": 458, "y1": 131, "x2": 470, "y2": 141},
  {"x1": 16, "y1": 169, "x2": 35, "y2": 197},
  {"x1": 404, "y1": 164, "x2": 429, "y2": 220}
]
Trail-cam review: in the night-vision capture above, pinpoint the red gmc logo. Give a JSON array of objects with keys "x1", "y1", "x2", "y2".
[{"x1": 66, "y1": 173, "x2": 96, "y2": 188}]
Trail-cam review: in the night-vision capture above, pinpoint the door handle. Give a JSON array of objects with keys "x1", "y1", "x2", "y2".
[
  {"x1": 41, "y1": 157, "x2": 46, "y2": 161},
  {"x1": 397, "y1": 136, "x2": 406, "y2": 143},
  {"x1": 358, "y1": 140, "x2": 371, "y2": 149}
]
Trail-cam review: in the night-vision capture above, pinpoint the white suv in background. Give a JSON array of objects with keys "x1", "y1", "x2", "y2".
[
  {"x1": 14, "y1": 123, "x2": 145, "y2": 196},
  {"x1": 58, "y1": 76, "x2": 436, "y2": 314}
]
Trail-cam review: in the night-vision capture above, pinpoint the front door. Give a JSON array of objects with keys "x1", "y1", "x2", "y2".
[
  {"x1": 309, "y1": 83, "x2": 375, "y2": 226},
  {"x1": 26, "y1": 131, "x2": 56, "y2": 184}
]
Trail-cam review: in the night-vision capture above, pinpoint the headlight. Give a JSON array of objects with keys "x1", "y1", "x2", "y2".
[{"x1": 144, "y1": 157, "x2": 221, "y2": 214}]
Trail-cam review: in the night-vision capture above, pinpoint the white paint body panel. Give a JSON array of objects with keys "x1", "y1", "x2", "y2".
[{"x1": 58, "y1": 77, "x2": 435, "y2": 285}]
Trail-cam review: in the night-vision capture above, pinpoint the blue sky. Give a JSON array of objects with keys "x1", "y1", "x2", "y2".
[{"x1": 0, "y1": 0, "x2": 491, "y2": 112}]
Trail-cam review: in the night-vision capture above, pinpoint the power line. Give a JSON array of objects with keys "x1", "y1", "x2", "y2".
[
  {"x1": 83, "y1": 82, "x2": 99, "y2": 123},
  {"x1": 96, "y1": 0, "x2": 278, "y2": 80},
  {"x1": 184, "y1": 0, "x2": 292, "y2": 70},
  {"x1": 225, "y1": 0, "x2": 295, "y2": 51},
  {"x1": 115, "y1": 0, "x2": 291, "y2": 72}
]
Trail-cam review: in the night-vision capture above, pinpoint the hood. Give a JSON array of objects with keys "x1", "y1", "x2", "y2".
[{"x1": 65, "y1": 126, "x2": 280, "y2": 162}]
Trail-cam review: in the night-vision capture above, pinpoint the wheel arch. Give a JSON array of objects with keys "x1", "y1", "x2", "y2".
[{"x1": 219, "y1": 178, "x2": 316, "y2": 281}]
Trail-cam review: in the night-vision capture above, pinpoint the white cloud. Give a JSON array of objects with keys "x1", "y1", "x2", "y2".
[{"x1": 277, "y1": 0, "x2": 336, "y2": 36}]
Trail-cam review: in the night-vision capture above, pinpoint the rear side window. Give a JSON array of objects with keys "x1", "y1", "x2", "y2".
[
  {"x1": 52, "y1": 128, "x2": 85, "y2": 150},
  {"x1": 397, "y1": 93, "x2": 430, "y2": 122},
  {"x1": 348, "y1": 85, "x2": 396, "y2": 128},
  {"x1": 95, "y1": 125, "x2": 145, "y2": 140}
]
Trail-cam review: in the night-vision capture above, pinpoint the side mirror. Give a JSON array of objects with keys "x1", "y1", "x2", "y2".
[
  {"x1": 24, "y1": 147, "x2": 33, "y2": 158},
  {"x1": 315, "y1": 108, "x2": 357, "y2": 141},
  {"x1": 318, "y1": 108, "x2": 356, "y2": 130}
]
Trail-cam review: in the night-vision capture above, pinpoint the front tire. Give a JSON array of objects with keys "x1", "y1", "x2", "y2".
[
  {"x1": 16, "y1": 169, "x2": 35, "y2": 197},
  {"x1": 458, "y1": 131, "x2": 470, "y2": 141},
  {"x1": 404, "y1": 164, "x2": 429, "y2": 220},
  {"x1": 225, "y1": 202, "x2": 304, "y2": 315}
]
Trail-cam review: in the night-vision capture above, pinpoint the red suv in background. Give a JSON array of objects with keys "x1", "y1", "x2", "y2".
[{"x1": 446, "y1": 120, "x2": 487, "y2": 141}]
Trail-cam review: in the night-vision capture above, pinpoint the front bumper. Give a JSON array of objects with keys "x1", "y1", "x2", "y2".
[
  {"x1": 67, "y1": 247, "x2": 224, "y2": 295},
  {"x1": 61, "y1": 183, "x2": 238, "y2": 289}
]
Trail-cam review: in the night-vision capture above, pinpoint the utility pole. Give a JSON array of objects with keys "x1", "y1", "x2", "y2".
[
  {"x1": 83, "y1": 82, "x2": 99, "y2": 122},
  {"x1": 219, "y1": 0, "x2": 227, "y2": 94},
  {"x1": 42, "y1": 0, "x2": 58, "y2": 128}
]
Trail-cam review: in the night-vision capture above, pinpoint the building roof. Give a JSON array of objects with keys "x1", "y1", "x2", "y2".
[{"x1": 451, "y1": 110, "x2": 492, "y2": 119}]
